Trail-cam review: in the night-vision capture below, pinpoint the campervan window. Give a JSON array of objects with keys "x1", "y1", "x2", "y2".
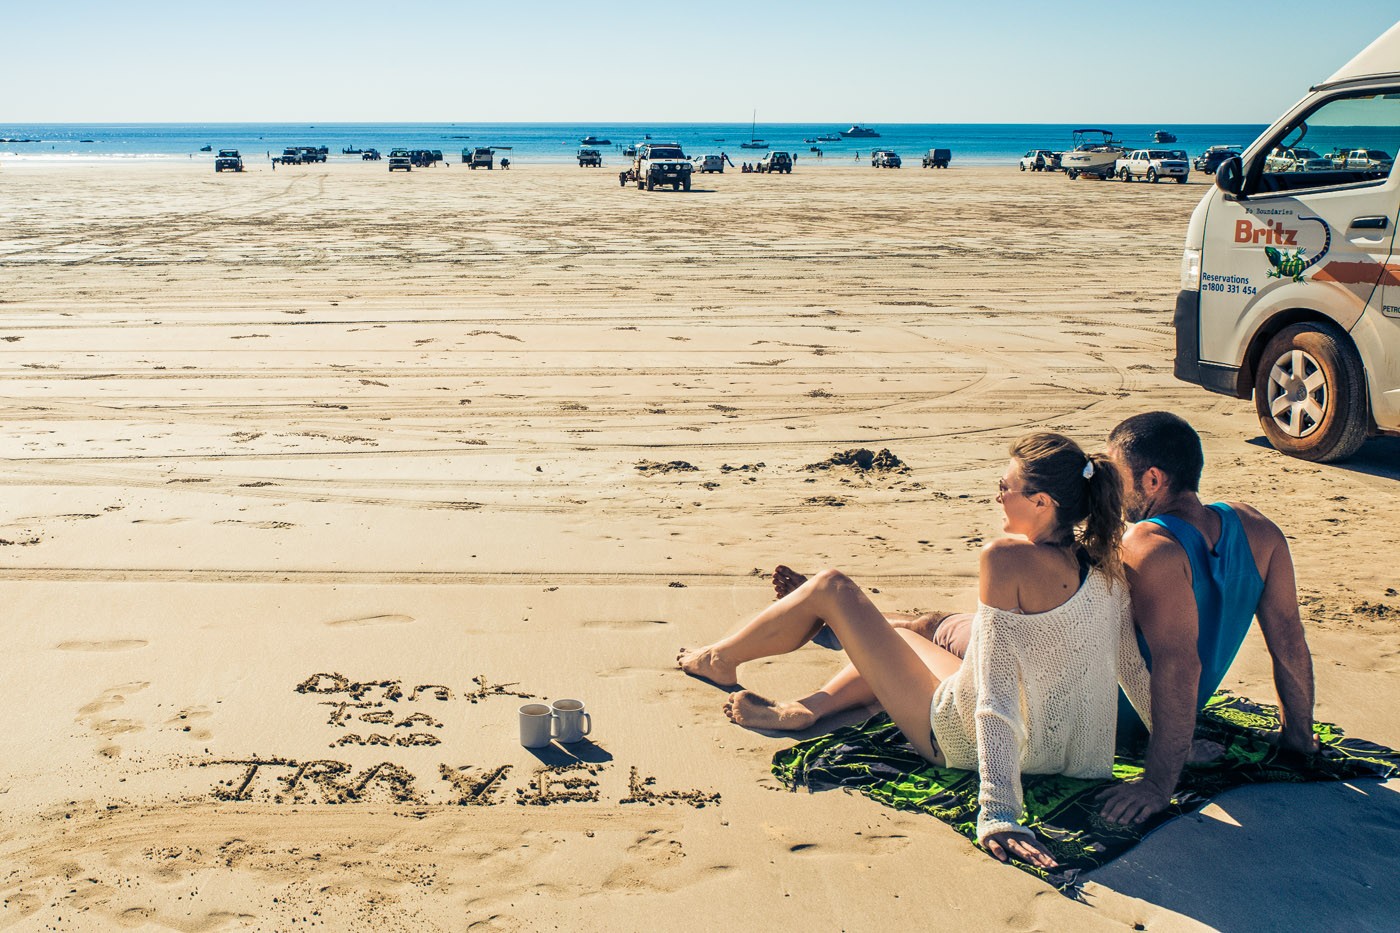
[{"x1": 1250, "y1": 90, "x2": 1400, "y2": 194}]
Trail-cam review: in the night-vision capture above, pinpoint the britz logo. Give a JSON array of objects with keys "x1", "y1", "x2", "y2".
[{"x1": 1235, "y1": 219, "x2": 1298, "y2": 245}]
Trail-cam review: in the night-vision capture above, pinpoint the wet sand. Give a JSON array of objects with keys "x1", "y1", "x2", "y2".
[{"x1": 1, "y1": 160, "x2": 1397, "y2": 931}]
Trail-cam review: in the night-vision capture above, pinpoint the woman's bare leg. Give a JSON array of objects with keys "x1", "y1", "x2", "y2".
[
  {"x1": 723, "y1": 661, "x2": 875, "y2": 731},
  {"x1": 682, "y1": 569, "x2": 957, "y2": 763}
]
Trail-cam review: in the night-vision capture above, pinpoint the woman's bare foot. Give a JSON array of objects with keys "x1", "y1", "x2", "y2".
[
  {"x1": 677, "y1": 646, "x2": 739, "y2": 687},
  {"x1": 724, "y1": 690, "x2": 817, "y2": 731},
  {"x1": 771, "y1": 565, "x2": 808, "y2": 600}
]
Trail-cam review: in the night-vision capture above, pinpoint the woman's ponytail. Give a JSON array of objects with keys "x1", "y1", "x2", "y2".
[{"x1": 1078, "y1": 451, "x2": 1124, "y2": 584}]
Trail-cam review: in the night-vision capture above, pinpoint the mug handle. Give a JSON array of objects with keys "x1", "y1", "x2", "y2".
[
  {"x1": 580, "y1": 712, "x2": 592, "y2": 737},
  {"x1": 550, "y1": 712, "x2": 561, "y2": 738}
]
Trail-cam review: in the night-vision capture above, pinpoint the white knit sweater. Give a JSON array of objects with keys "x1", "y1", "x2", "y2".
[{"x1": 930, "y1": 568, "x2": 1153, "y2": 844}]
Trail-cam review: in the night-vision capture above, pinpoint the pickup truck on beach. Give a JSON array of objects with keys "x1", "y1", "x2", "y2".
[
  {"x1": 619, "y1": 143, "x2": 693, "y2": 190},
  {"x1": 1115, "y1": 149, "x2": 1190, "y2": 184}
]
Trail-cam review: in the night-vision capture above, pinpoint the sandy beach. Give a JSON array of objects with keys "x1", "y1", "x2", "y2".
[{"x1": 1, "y1": 159, "x2": 1397, "y2": 932}]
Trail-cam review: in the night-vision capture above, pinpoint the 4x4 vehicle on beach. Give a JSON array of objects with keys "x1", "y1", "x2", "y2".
[
  {"x1": 214, "y1": 149, "x2": 243, "y2": 172},
  {"x1": 922, "y1": 148, "x2": 952, "y2": 169},
  {"x1": 871, "y1": 150, "x2": 901, "y2": 168},
  {"x1": 388, "y1": 149, "x2": 413, "y2": 172},
  {"x1": 1332, "y1": 148, "x2": 1395, "y2": 174},
  {"x1": 1193, "y1": 145, "x2": 1242, "y2": 174},
  {"x1": 1115, "y1": 149, "x2": 1190, "y2": 184},
  {"x1": 630, "y1": 143, "x2": 693, "y2": 190},
  {"x1": 1263, "y1": 146, "x2": 1333, "y2": 173},
  {"x1": 279, "y1": 148, "x2": 302, "y2": 165},
  {"x1": 577, "y1": 148, "x2": 602, "y2": 167},
  {"x1": 1174, "y1": 22, "x2": 1400, "y2": 462},
  {"x1": 361, "y1": 148, "x2": 381, "y2": 161},
  {"x1": 466, "y1": 147, "x2": 495, "y2": 169},
  {"x1": 756, "y1": 151, "x2": 793, "y2": 174},
  {"x1": 1019, "y1": 149, "x2": 1055, "y2": 171}
]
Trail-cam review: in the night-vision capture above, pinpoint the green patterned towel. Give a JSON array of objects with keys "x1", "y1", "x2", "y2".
[{"x1": 771, "y1": 692, "x2": 1399, "y2": 891}]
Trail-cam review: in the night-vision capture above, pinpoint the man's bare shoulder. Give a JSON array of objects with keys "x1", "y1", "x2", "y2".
[
  {"x1": 1122, "y1": 520, "x2": 1186, "y2": 565},
  {"x1": 1220, "y1": 500, "x2": 1287, "y2": 541}
]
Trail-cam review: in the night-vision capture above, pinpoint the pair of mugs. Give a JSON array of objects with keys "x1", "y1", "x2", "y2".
[{"x1": 519, "y1": 698, "x2": 592, "y2": 747}]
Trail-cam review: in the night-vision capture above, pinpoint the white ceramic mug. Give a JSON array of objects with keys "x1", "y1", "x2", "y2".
[
  {"x1": 551, "y1": 698, "x2": 592, "y2": 744},
  {"x1": 519, "y1": 703, "x2": 555, "y2": 748}
]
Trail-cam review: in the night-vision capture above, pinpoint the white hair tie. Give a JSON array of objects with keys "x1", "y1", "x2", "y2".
[{"x1": 1082, "y1": 459, "x2": 1095, "y2": 480}]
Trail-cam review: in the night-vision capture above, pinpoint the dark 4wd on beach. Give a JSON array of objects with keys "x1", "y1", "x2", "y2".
[
  {"x1": 578, "y1": 148, "x2": 602, "y2": 167},
  {"x1": 214, "y1": 149, "x2": 243, "y2": 172},
  {"x1": 756, "y1": 151, "x2": 793, "y2": 174}
]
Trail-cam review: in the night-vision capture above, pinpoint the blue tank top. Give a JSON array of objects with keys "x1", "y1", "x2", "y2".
[{"x1": 1139, "y1": 503, "x2": 1266, "y2": 708}]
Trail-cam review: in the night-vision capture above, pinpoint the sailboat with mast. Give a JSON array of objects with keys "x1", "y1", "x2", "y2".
[{"x1": 740, "y1": 110, "x2": 767, "y2": 149}]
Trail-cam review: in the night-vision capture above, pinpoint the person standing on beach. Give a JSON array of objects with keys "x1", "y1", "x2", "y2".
[{"x1": 680, "y1": 433, "x2": 1152, "y2": 867}]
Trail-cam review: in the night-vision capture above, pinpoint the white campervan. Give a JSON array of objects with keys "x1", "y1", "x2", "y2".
[{"x1": 1175, "y1": 21, "x2": 1400, "y2": 461}]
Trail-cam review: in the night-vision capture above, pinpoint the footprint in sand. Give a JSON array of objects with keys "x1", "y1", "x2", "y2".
[
  {"x1": 77, "y1": 681, "x2": 151, "y2": 757},
  {"x1": 56, "y1": 639, "x2": 148, "y2": 652},
  {"x1": 325, "y1": 613, "x2": 415, "y2": 628},
  {"x1": 581, "y1": 619, "x2": 670, "y2": 631},
  {"x1": 164, "y1": 706, "x2": 214, "y2": 740}
]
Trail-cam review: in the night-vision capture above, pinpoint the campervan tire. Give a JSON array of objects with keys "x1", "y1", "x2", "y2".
[{"x1": 1253, "y1": 323, "x2": 1369, "y2": 463}]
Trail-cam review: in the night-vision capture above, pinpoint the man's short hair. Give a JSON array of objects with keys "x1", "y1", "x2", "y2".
[{"x1": 1108, "y1": 411, "x2": 1204, "y2": 493}]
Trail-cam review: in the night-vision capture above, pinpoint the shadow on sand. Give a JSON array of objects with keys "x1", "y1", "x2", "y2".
[
  {"x1": 524, "y1": 738, "x2": 613, "y2": 766},
  {"x1": 1245, "y1": 435, "x2": 1400, "y2": 481},
  {"x1": 1083, "y1": 779, "x2": 1400, "y2": 931}
]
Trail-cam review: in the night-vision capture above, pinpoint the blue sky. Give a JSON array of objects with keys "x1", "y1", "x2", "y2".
[{"x1": 5, "y1": 3, "x2": 1396, "y2": 122}]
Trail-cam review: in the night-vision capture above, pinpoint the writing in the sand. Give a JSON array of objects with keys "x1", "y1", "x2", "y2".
[
  {"x1": 199, "y1": 672, "x2": 720, "y2": 808},
  {"x1": 204, "y1": 758, "x2": 719, "y2": 808}
]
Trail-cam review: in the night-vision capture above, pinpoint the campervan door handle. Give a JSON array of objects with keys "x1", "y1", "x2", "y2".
[{"x1": 1349, "y1": 216, "x2": 1389, "y2": 230}]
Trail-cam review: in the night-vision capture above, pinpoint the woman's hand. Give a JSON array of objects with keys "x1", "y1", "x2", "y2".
[{"x1": 982, "y1": 831, "x2": 1058, "y2": 869}]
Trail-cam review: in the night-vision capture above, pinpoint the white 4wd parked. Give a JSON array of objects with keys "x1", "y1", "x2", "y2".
[
  {"x1": 1116, "y1": 149, "x2": 1189, "y2": 184},
  {"x1": 1174, "y1": 22, "x2": 1400, "y2": 462}
]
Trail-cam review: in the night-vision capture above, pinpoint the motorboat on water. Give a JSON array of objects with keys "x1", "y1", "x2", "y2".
[
  {"x1": 580, "y1": 135, "x2": 611, "y2": 146},
  {"x1": 1152, "y1": 130, "x2": 1177, "y2": 144},
  {"x1": 342, "y1": 146, "x2": 363, "y2": 154},
  {"x1": 1060, "y1": 128, "x2": 1126, "y2": 179},
  {"x1": 840, "y1": 125, "x2": 879, "y2": 138},
  {"x1": 817, "y1": 134, "x2": 842, "y2": 142}
]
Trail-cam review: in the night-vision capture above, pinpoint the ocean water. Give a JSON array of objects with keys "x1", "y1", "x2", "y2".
[{"x1": 0, "y1": 122, "x2": 1271, "y2": 166}]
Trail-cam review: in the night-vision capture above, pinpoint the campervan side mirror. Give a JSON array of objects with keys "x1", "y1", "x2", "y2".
[{"x1": 1215, "y1": 157, "x2": 1245, "y2": 200}]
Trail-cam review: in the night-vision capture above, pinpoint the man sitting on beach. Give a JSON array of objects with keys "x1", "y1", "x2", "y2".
[{"x1": 770, "y1": 411, "x2": 1318, "y2": 825}]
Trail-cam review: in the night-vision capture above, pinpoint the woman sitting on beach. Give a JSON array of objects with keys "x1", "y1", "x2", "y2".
[{"x1": 678, "y1": 433, "x2": 1152, "y2": 867}]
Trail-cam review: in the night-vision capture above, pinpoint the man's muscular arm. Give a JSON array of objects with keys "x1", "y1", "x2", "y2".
[
  {"x1": 1100, "y1": 529, "x2": 1200, "y2": 824},
  {"x1": 1238, "y1": 507, "x2": 1317, "y2": 752}
]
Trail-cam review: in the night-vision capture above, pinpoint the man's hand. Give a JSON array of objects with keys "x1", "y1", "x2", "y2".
[
  {"x1": 983, "y1": 831, "x2": 1058, "y2": 869},
  {"x1": 1097, "y1": 778, "x2": 1171, "y2": 825}
]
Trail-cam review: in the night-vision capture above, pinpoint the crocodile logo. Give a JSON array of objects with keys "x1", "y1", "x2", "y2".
[{"x1": 1264, "y1": 216, "x2": 1330, "y2": 282}]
